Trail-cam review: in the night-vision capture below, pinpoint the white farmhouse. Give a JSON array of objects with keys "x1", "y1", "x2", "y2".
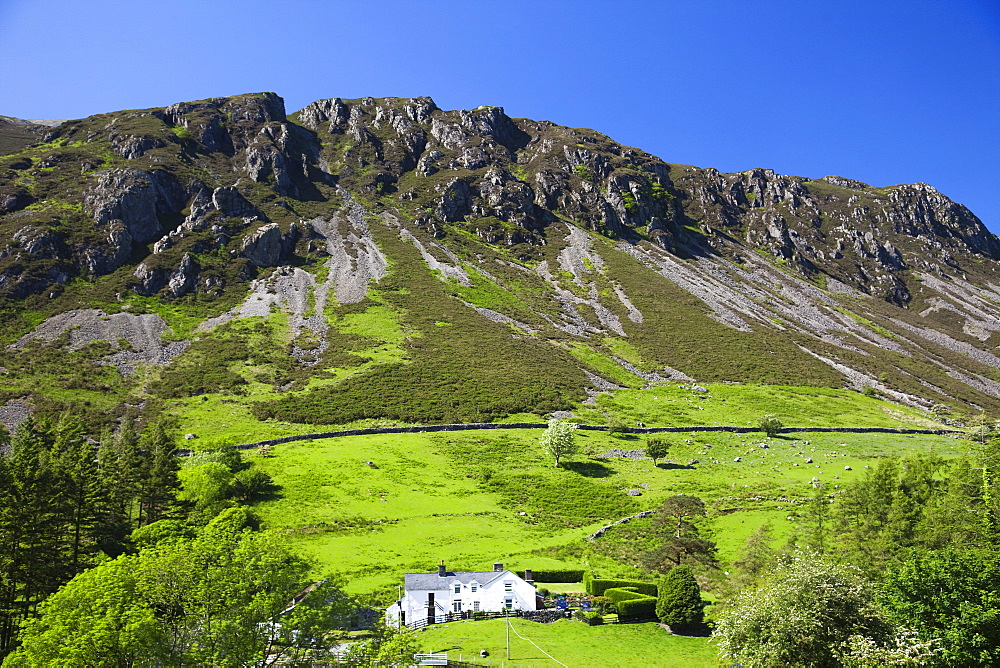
[{"x1": 386, "y1": 562, "x2": 537, "y2": 627}]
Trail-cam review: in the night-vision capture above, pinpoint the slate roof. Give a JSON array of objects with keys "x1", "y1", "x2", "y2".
[{"x1": 404, "y1": 570, "x2": 511, "y2": 591}]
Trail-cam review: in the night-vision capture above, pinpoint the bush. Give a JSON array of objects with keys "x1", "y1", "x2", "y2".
[
  {"x1": 929, "y1": 403, "x2": 950, "y2": 418},
  {"x1": 519, "y1": 569, "x2": 585, "y2": 583},
  {"x1": 604, "y1": 587, "x2": 658, "y2": 621},
  {"x1": 590, "y1": 596, "x2": 612, "y2": 614},
  {"x1": 573, "y1": 610, "x2": 603, "y2": 625},
  {"x1": 758, "y1": 414, "x2": 784, "y2": 437},
  {"x1": 586, "y1": 577, "x2": 657, "y2": 597},
  {"x1": 231, "y1": 469, "x2": 274, "y2": 501},
  {"x1": 645, "y1": 437, "x2": 669, "y2": 465},
  {"x1": 656, "y1": 565, "x2": 705, "y2": 628},
  {"x1": 605, "y1": 419, "x2": 631, "y2": 436},
  {"x1": 602, "y1": 587, "x2": 644, "y2": 605},
  {"x1": 618, "y1": 596, "x2": 658, "y2": 621}
]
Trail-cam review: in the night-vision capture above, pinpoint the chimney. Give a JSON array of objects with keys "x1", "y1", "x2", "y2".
[
  {"x1": 493, "y1": 562, "x2": 503, "y2": 572},
  {"x1": 525, "y1": 569, "x2": 533, "y2": 582},
  {"x1": 438, "y1": 561, "x2": 446, "y2": 577}
]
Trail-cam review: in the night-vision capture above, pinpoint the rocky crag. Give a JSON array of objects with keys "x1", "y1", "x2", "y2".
[{"x1": 1, "y1": 92, "x2": 998, "y2": 427}]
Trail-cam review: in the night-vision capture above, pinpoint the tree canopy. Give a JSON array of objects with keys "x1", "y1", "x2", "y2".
[
  {"x1": 540, "y1": 420, "x2": 578, "y2": 468},
  {"x1": 7, "y1": 508, "x2": 353, "y2": 667},
  {"x1": 713, "y1": 552, "x2": 912, "y2": 668}
]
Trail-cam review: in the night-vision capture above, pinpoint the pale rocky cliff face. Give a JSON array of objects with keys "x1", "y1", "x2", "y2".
[{"x1": 1, "y1": 92, "x2": 999, "y2": 414}]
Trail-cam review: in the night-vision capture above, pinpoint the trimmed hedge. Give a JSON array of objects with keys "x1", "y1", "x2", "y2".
[
  {"x1": 618, "y1": 596, "x2": 658, "y2": 622},
  {"x1": 520, "y1": 569, "x2": 585, "y2": 583},
  {"x1": 585, "y1": 577, "x2": 657, "y2": 597},
  {"x1": 603, "y1": 587, "x2": 644, "y2": 604},
  {"x1": 603, "y1": 587, "x2": 658, "y2": 622}
]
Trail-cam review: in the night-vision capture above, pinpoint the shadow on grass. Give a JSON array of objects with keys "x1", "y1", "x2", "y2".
[
  {"x1": 655, "y1": 462, "x2": 695, "y2": 470},
  {"x1": 252, "y1": 488, "x2": 284, "y2": 503},
  {"x1": 666, "y1": 621, "x2": 712, "y2": 637},
  {"x1": 563, "y1": 461, "x2": 617, "y2": 478}
]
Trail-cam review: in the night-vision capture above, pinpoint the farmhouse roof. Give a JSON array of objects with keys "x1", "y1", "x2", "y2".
[{"x1": 404, "y1": 570, "x2": 510, "y2": 590}]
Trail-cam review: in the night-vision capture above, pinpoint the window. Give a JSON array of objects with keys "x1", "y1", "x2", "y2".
[
  {"x1": 454, "y1": 584, "x2": 461, "y2": 594},
  {"x1": 473, "y1": 601, "x2": 480, "y2": 611},
  {"x1": 504, "y1": 581, "x2": 513, "y2": 592},
  {"x1": 471, "y1": 583, "x2": 478, "y2": 593},
  {"x1": 453, "y1": 600, "x2": 462, "y2": 613},
  {"x1": 504, "y1": 597, "x2": 513, "y2": 609}
]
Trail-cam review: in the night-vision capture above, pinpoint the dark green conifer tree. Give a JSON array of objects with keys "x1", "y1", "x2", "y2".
[
  {"x1": 656, "y1": 565, "x2": 705, "y2": 630},
  {"x1": 138, "y1": 423, "x2": 181, "y2": 525}
]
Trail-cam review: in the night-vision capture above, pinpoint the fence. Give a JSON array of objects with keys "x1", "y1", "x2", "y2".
[
  {"x1": 405, "y1": 609, "x2": 538, "y2": 630},
  {"x1": 174, "y1": 423, "x2": 961, "y2": 456}
]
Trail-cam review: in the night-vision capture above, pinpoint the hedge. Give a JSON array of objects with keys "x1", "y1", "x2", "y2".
[
  {"x1": 520, "y1": 569, "x2": 585, "y2": 583},
  {"x1": 618, "y1": 596, "x2": 658, "y2": 622},
  {"x1": 586, "y1": 577, "x2": 657, "y2": 597},
  {"x1": 602, "y1": 587, "x2": 644, "y2": 605},
  {"x1": 603, "y1": 587, "x2": 658, "y2": 621}
]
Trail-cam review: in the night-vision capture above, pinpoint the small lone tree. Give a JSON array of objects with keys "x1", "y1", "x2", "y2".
[
  {"x1": 656, "y1": 565, "x2": 705, "y2": 630},
  {"x1": 967, "y1": 413, "x2": 995, "y2": 445},
  {"x1": 758, "y1": 414, "x2": 784, "y2": 437},
  {"x1": 645, "y1": 437, "x2": 669, "y2": 466},
  {"x1": 540, "y1": 420, "x2": 578, "y2": 468}
]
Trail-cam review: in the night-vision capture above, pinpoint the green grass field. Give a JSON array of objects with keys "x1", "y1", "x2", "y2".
[
  {"x1": 245, "y1": 404, "x2": 962, "y2": 596},
  {"x1": 411, "y1": 617, "x2": 716, "y2": 667}
]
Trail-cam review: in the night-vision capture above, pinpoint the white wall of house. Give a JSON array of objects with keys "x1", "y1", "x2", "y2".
[{"x1": 386, "y1": 570, "x2": 536, "y2": 627}]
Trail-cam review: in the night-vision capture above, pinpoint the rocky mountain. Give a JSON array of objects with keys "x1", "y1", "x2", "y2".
[
  {"x1": 0, "y1": 116, "x2": 51, "y2": 157},
  {"x1": 1, "y1": 92, "x2": 998, "y2": 431}
]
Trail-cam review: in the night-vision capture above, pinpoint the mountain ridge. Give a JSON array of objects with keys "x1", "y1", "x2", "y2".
[{"x1": 1, "y1": 91, "x2": 999, "y2": 431}]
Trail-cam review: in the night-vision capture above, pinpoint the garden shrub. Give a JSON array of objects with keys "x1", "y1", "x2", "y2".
[
  {"x1": 519, "y1": 569, "x2": 585, "y2": 583},
  {"x1": 586, "y1": 577, "x2": 657, "y2": 597},
  {"x1": 602, "y1": 587, "x2": 644, "y2": 605},
  {"x1": 617, "y1": 596, "x2": 658, "y2": 622},
  {"x1": 603, "y1": 586, "x2": 658, "y2": 620},
  {"x1": 656, "y1": 565, "x2": 705, "y2": 628},
  {"x1": 573, "y1": 610, "x2": 603, "y2": 626}
]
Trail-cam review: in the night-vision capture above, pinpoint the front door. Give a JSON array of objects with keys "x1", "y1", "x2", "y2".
[{"x1": 427, "y1": 592, "x2": 435, "y2": 624}]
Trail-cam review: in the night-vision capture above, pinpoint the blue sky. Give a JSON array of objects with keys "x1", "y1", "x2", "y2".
[{"x1": 3, "y1": 0, "x2": 998, "y2": 231}]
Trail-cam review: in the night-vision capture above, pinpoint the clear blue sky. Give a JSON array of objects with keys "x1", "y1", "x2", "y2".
[{"x1": 3, "y1": 0, "x2": 998, "y2": 231}]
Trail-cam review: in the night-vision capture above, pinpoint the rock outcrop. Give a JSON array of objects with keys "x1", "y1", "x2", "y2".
[{"x1": 2, "y1": 90, "x2": 1000, "y2": 414}]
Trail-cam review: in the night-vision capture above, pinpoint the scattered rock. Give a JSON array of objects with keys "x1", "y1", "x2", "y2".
[{"x1": 603, "y1": 449, "x2": 649, "y2": 460}]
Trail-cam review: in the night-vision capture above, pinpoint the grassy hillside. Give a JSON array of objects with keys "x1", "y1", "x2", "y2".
[{"x1": 239, "y1": 387, "x2": 958, "y2": 600}]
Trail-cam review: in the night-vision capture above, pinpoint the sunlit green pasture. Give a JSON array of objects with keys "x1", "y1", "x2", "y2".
[
  {"x1": 246, "y1": 419, "x2": 963, "y2": 595},
  {"x1": 411, "y1": 617, "x2": 716, "y2": 667}
]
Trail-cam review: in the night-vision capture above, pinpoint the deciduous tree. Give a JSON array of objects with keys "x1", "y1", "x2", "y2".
[
  {"x1": 540, "y1": 420, "x2": 578, "y2": 468},
  {"x1": 8, "y1": 508, "x2": 353, "y2": 666},
  {"x1": 714, "y1": 551, "x2": 896, "y2": 668},
  {"x1": 645, "y1": 438, "x2": 669, "y2": 466}
]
